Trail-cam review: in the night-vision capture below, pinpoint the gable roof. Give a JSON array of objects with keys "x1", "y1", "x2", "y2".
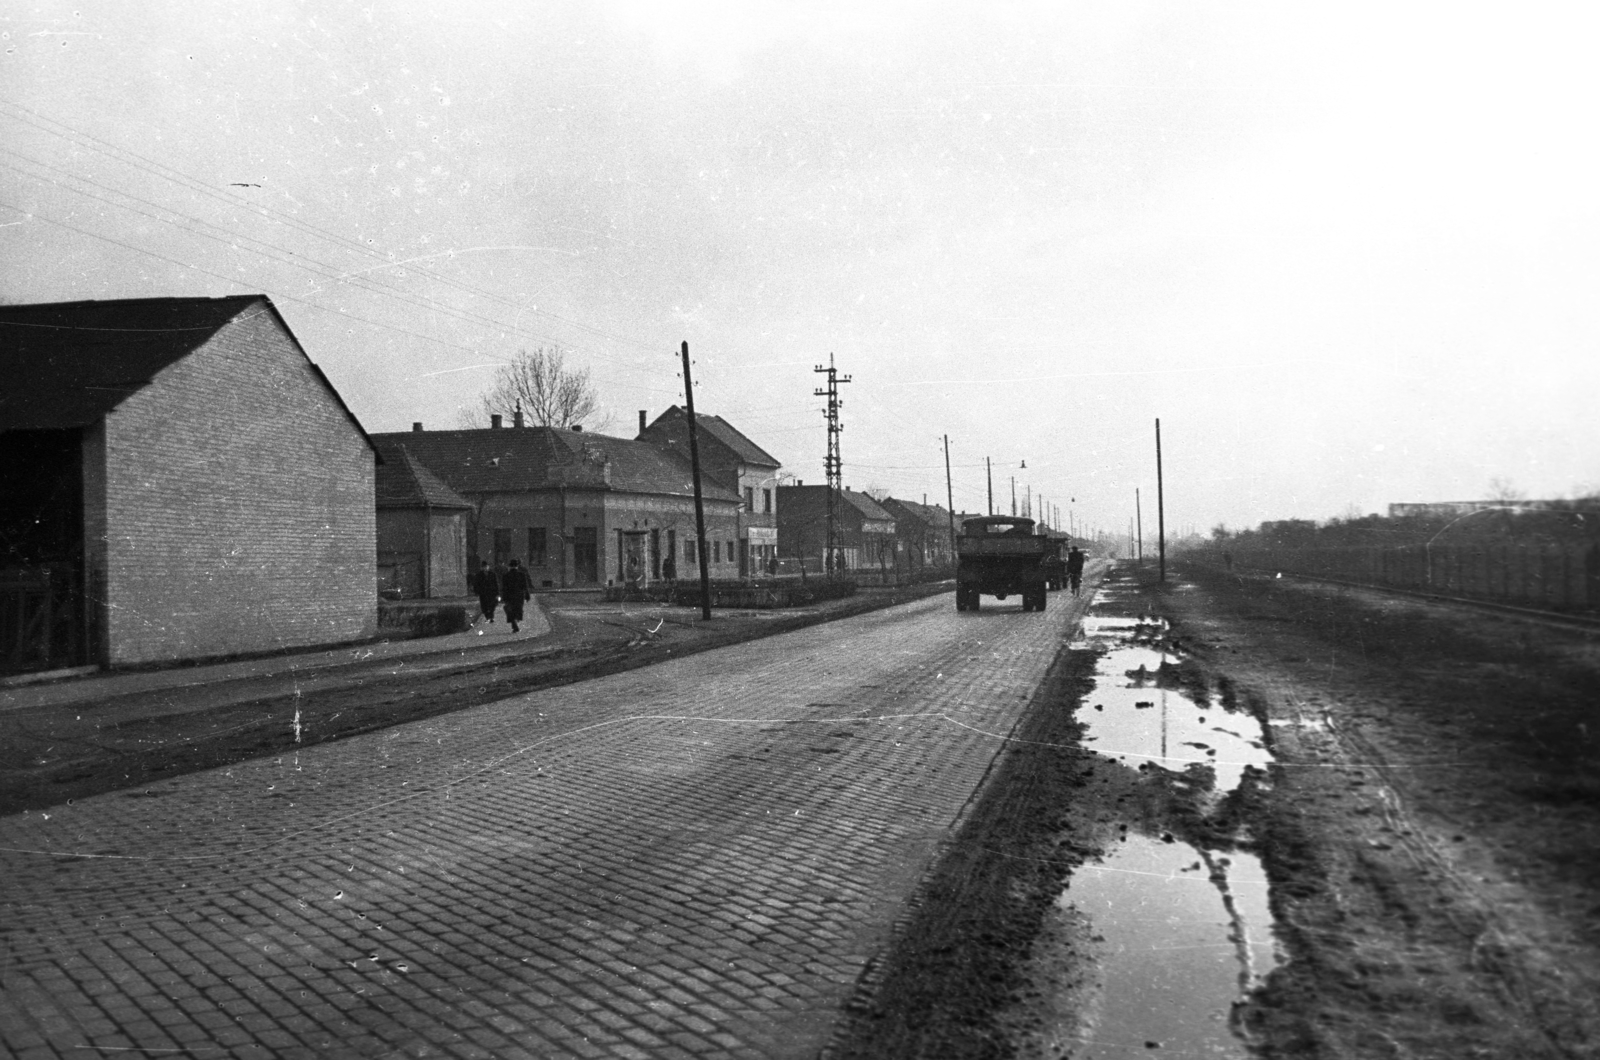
[
  {"x1": 840, "y1": 488, "x2": 895, "y2": 522},
  {"x1": 0, "y1": 296, "x2": 377, "y2": 457},
  {"x1": 644, "y1": 406, "x2": 781, "y2": 468},
  {"x1": 880, "y1": 497, "x2": 943, "y2": 528},
  {"x1": 367, "y1": 426, "x2": 739, "y2": 502},
  {"x1": 0, "y1": 296, "x2": 263, "y2": 430},
  {"x1": 374, "y1": 441, "x2": 474, "y2": 509}
]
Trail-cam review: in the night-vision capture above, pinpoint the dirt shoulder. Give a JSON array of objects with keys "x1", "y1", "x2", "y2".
[
  {"x1": 1163, "y1": 564, "x2": 1600, "y2": 1059},
  {"x1": 829, "y1": 562, "x2": 1600, "y2": 1060},
  {"x1": 0, "y1": 582, "x2": 952, "y2": 816}
]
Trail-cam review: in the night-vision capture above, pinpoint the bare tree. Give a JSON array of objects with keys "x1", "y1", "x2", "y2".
[
  {"x1": 1487, "y1": 477, "x2": 1527, "y2": 506},
  {"x1": 467, "y1": 347, "x2": 610, "y2": 431}
]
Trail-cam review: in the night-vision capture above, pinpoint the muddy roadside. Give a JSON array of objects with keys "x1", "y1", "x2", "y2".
[
  {"x1": 829, "y1": 562, "x2": 1600, "y2": 1059},
  {"x1": 830, "y1": 567, "x2": 1275, "y2": 1059},
  {"x1": 1165, "y1": 564, "x2": 1600, "y2": 1059},
  {"x1": 0, "y1": 582, "x2": 952, "y2": 816}
]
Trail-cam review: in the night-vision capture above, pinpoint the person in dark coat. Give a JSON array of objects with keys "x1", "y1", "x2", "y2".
[
  {"x1": 500, "y1": 558, "x2": 532, "y2": 633},
  {"x1": 662, "y1": 549, "x2": 676, "y2": 583},
  {"x1": 1066, "y1": 546, "x2": 1086, "y2": 596},
  {"x1": 471, "y1": 561, "x2": 499, "y2": 623}
]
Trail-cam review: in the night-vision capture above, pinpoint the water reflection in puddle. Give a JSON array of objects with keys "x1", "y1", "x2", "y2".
[
  {"x1": 1065, "y1": 835, "x2": 1277, "y2": 1058},
  {"x1": 1078, "y1": 640, "x2": 1270, "y2": 792},
  {"x1": 1057, "y1": 581, "x2": 1281, "y2": 1057}
]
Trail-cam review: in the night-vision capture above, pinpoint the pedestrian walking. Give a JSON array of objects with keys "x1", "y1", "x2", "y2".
[
  {"x1": 501, "y1": 558, "x2": 532, "y2": 633},
  {"x1": 471, "y1": 560, "x2": 499, "y2": 624},
  {"x1": 1066, "y1": 546, "x2": 1085, "y2": 596}
]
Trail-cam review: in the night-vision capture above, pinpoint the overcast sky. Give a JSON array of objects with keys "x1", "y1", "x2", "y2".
[{"x1": 4, "y1": 1, "x2": 1596, "y2": 538}]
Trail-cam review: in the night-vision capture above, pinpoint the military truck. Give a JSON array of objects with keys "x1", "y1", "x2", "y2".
[{"x1": 955, "y1": 516, "x2": 1050, "y2": 612}]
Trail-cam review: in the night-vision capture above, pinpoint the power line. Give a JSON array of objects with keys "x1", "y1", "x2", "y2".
[{"x1": 0, "y1": 101, "x2": 668, "y2": 365}]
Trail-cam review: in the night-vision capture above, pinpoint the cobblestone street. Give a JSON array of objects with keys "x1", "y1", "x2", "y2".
[{"x1": 0, "y1": 589, "x2": 1089, "y2": 1059}]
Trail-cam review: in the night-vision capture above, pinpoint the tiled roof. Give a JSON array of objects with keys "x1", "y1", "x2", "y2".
[
  {"x1": 644, "y1": 406, "x2": 781, "y2": 468},
  {"x1": 880, "y1": 497, "x2": 943, "y2": 528},
  {"x1": 840, "y1": 488, "x2": 895, "y2": 522},
  {"x1": 374, "y1": 441, "x2": 473, "y2": 509},
  {"x1": 367, "y1": 426, "x2": 739, "y2": 502},
  {"x1": 698, "y1": 413, "x2": 780, "y2": 467},
  {"x1": 0, "y1": 296, "x2": 265, "y2": 431}
]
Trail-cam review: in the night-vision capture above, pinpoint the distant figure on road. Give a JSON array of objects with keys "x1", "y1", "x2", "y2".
[
  {"x1": 1066, "y1": 546, "x2": 1086, "y2": 596},
  {"x1": 500, "y1": 559, "x2": 532, "y2": 633},
  {"x1": 472, "y1": 561, "x2": 500, "y2": 624}
]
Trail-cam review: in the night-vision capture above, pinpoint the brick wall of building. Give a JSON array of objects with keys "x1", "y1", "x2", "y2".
[{"x1": 92, "y1": 306, "x2": 376, "y2": 665}]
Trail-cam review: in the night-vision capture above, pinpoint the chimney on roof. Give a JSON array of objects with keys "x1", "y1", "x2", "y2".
[
  {"x1": 571, "y1": 424, "x2": 583, "y2": 432},
  {"x1": 639, "y1": 410, "x2": 647, "y2": 435},
  {"x1": 491, "y1": 414, "x2": 503, "y2": 429},
  {"x1": 513, "y1": 406, "x2": 524, "y2": 428},
  {"x1": 413, "y1": 422, "x2": 423, "y2": 432}
]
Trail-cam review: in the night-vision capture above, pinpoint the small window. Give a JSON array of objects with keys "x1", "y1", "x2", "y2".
[
  {"x1": 528, "y1": 527, "x2": 547, "y2": 567},
  {"x1": 763, "y1": 488, "x2": 772, "y2": 513},
  {"x1": 744, "y1": 486, "x2": 755, "y2": 511},
  {"x1": 685, "y1": 538, "x2": 696, "y2": 563},
  {"x1": 713, "y1": 540, "x2": 721, "y2": 563}
]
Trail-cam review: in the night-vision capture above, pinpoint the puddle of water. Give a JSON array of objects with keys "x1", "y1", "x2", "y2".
[
  {"x1": 1077, "y1": 641, "x2": 1271, "y2": 792},
  {"x1": 1063, "y1": 834, "x2": 1277, "y2": 1058}
]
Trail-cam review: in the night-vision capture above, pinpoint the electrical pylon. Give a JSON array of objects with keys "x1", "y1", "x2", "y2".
[{"x1": 813, "y1": 354, "x2": 851, "y2": 574}]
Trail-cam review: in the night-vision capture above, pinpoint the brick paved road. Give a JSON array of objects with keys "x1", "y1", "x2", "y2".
[{"x1": 1, "y1": 588, "x2": 1089, "y2": 1059}]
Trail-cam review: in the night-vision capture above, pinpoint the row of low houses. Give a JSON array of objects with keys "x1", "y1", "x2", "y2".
[{"x1": 2, "y1": 294, "x2": 969, "y2": 675}]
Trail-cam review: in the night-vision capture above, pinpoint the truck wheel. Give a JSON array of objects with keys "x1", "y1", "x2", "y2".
[
  {"x1": 956, "y1": 590, "x2": 967, "y2": 611},
  {"x1": 969, "y1": 591, "x2": 981, "y2": 612},
  {"x1": 1034, "y1": 589, "x2": 1047, "y2": 612}
]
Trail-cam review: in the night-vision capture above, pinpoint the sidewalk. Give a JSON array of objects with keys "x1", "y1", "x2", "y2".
[{"x1": 0, "y1": 595, "x2": 553, "y2": 714}]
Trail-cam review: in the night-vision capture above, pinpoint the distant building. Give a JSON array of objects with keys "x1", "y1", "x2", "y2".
[
  {"x1": 369, "y1": 423, "x2": 742, "y2": 588},
  {"x1": 374, "y1": 440, "x2": 473, "y2": 599},
  {"x1": 879, "y1": 497, "x2": 959, "y2": 571},
  {"x1": 637, "y1": 407, "x2": 782, "y2": 577},
  {"x1": 777, "y1": 485, "x2": 897, "y2": 572},
  {"x1": 1387, "y1": 500, "x2": 1558, "y2": 519},
  {"x1": 0, "y1": 296, "x2": 378, "y2": 673}
]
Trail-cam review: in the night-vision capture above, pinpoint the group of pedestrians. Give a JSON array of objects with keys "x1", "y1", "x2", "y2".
[{"x1": 472, "y1": 559, "x2": 533, "y2": 633}]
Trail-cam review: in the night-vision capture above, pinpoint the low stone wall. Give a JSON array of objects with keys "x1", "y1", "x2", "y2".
[
  {"x1": 603, "y1": 578, "x2": 858, "y2": 609},
  {"x1": 377, "y1": 599, "x2": 475, "y2": 638}
]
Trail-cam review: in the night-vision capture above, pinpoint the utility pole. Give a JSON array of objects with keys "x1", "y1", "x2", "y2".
[
  {"x1": 943, "y1": 435, "x2": 957, "y2": 557},
  {"x1": 986, "y1": 457, "x2": 993, "y2": 516},
  {"x1": 813, "y1": 354, "x2": 850, "y2": 575},
  {"x1": 1136, "y1": 488, "x2": 1143, "y2": 565},
  {"x1": 681, "y1": 341, "x2": 712, "y2": 620},
  {"x1": 1156, "y1": 418, "x2": 1166, "y2": 583},
  {"x1": 1011, "y1": 476, "x2": 1016, "y2": 516}
]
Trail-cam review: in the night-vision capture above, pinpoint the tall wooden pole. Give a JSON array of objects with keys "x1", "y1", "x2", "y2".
[
  {"x1": 1136, "y1": 488, "x2": 1143, "y2": 564},
  {"x1": 1156, "y1": 418, "x2": 1166, "y2": 583},
  {"x1": 986, "y1": 457, "x2": 993, "y2": 516},
  {"x1": 944, "y1": 435, "x2": 957, "y2": 556},
  {"x1": 681, "y1": 342, "x2": 712, "y2": 620}
]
